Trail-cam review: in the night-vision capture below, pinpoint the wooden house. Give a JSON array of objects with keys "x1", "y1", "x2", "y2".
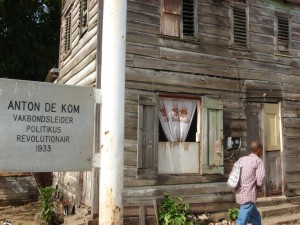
[{"x1": 53, "y1": 0, "x2": 300, "y2": 224}]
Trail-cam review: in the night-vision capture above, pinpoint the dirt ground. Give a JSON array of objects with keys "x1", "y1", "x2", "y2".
[{"x1": 0, "y1": 202, "x2": 39, "y2": 225}]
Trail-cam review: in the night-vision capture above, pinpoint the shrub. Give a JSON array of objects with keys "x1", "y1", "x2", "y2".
[
  {"x1": 38, "y1": 186, "x2": 56, "y2": 224},
  {"x1": 158, "y1": 193, "x2": 193, "y2": 225},
  {"x1": 228, "y1": 207, "x2": 239, "y2": 221}
]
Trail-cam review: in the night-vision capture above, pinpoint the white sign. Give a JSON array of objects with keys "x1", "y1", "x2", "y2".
[{"x1": 0, "y1": 79, "x2": 95, "y2": 172}]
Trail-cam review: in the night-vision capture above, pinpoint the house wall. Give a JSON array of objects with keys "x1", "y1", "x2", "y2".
[
  {"x1": 123, "y1": 0, "x2": 300, "y2": 221},
  {"x1": 53, "y1": 0, "x2": 99, "y2": 214},
  {"x1": 55, "y1": 0, "x2": 300, "y2": 222},
  {"x1": 57, "y1": 0, "x2": 98, "y2": 86},
  {"x1": 0, "y1": 173, "x2": 38, "y2": 206}
]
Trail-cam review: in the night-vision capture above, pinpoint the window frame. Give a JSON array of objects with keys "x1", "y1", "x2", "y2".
[
  {"x1": 137, "y1": 94, "x2": 224, "y2": 177},
  {"x1": 63, "y1": 8, "x2": 72, "y2": 57},
  {"x1": 275, "y1": 12, "x2": 291, "y2": 55},
  {"x1": 161, "y1": 0, "x2": 198, "y2": 39},
  {"x1": 229, "y1": 1, "x2": 249, "y2": 50},
  {"x1": 79, "y1": 0, "x2": 89, "y2": 37},
  {"x1": 181, "y1": 0, "x2": 198, "y2": 38}
]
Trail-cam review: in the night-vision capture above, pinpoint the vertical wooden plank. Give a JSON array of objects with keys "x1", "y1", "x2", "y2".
[
  {"x1": 153, "y1": 97, "x2": 159, "y2": 169},
  {"x1": 153, "y1": 200, "x2": 159, "y2": 225},
  {"x1": 138, "y1": 104, "x2": 144, "y2": 169},
  {"x1": 82, "y1": 171, "x2": 92, "y2": 206},
  {"x1": 218, "y1": 108, "x2": 224, "y2": 165},
  {"x1": 143, "y1": 105, "x2": 155, "y2": 168},
  {"x1": 92, "y1": 102, "x2": 101, "y2": 215},
  {"x1": 208, "y1": 109, "x2": 217, "y2": 166},
  {"x1": 201, "y1": 105, "x2": 208, "y2": 172},
  {"x1": 246, "y1": 103, "x2": 262, "y2": 152},
  {"x1": 139, "y1": 205, "x2": 145, "y2": 225},
  {"x1": 208, "y1": 109, "x2": 224, "y2": 166}
]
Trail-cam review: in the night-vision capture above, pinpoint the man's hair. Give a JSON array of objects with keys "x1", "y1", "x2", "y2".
[{"x1": 250, "y1": 141, "x2": 262, "y2": 153}]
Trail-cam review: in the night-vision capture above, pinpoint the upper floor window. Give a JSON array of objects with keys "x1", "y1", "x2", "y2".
[
  {"x1": 63, "y1": 12, "x2": 72, "y2": 54},
  {"x1": 161, "y1": 0, "x2": 197, "y2": 38},
  {"x1": 79, "y1": 0, "x2": 88, "y2": 37},
  {"x1": 229, "y1": 1, "x2": 248, "y2": 49},
  {"x1": 276, "y1": 13, "x2": 290, "y2": 54}
]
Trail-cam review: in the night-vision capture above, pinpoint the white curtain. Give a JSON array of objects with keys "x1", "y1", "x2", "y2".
[{"x1": 159, "y1": 98, "x2": 197, "y2": 142}]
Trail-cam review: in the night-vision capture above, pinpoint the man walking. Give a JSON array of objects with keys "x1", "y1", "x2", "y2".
[{"x1": 235, "y1": 141, "x2": 266, "y2": 225}]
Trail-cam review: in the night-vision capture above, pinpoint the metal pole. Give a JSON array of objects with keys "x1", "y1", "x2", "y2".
[{"x1": 99, "y1": 0, "x2": 126, "y2": 224}]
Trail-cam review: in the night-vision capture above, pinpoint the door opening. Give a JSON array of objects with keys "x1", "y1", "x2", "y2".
[{"x1": 246, "y1": 103, "x2": 283, "y2": 197}]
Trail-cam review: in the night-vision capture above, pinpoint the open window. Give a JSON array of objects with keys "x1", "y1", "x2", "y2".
[
  {"x1": 137, "y1": 94, "x2": 224, "y2": 177},
  {"x1": 161, "y1": 0, "x2": 197, "y2": 38},
  {"x1": 158, "y1": 97, "x2": 198, "y2": 174}
]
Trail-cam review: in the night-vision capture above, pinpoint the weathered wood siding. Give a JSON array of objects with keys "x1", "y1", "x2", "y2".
[
  {"x1": 53, "y1": 0, "x2": 99, "y2": 214},
  {"x1": 56, "y1": 0, "x2": 300, "y2": 222},
  {"x1": 57, "y1": 0, "x2": 98, "y2": 86},
  {"x1": 123, "y1": 0, "x2": 300, "y2": 220},
  {"x1": 0, "y1": 173, "x2": 38, "y2": 206}
]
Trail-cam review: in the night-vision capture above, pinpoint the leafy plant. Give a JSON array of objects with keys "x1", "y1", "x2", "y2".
[
  {"x1": 228, "y1": 207, "x2": 239, "y2": 221},
  {"x1": 158, "y1": 193, "x2": 194, "y2": 225},
  {"x1": 38, "y1": 186, "x2": 56, "y2": 224}
]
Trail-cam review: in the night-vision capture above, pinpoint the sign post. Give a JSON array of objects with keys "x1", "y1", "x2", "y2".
[
  {"x1": 0, "y1": 78, "x2": 95, "y2": 172},
  {"x1": 99, "y1": 0, "x2": 127, "y2": 224}
]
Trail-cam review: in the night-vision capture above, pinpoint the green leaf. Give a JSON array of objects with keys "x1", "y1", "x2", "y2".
[
  {"x1": 158, "y1": 193, "x2": 192, "y2": 225},
  {"x1": 38, "y1": 186, "x2": 56, "y2": 223}
]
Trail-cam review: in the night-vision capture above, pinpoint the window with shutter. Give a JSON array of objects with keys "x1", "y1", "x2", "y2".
[
  {"x1": 182, "y1": 0, "x2": 195, "y2": 36},
  {"x1": 64, "y1": 12, "x2": 72, "y2": 54},
  {"x1": 161, "y1": 0, "x2": 197, "y2": 38},
  {"x1": 137, "y1": 94, "x2": 224, "y2": 177},
  {"x1": 233, "y1": 8, "x2": 247, "y2": 47},
  {"x1": 229, "y1": 2, "x2": 248, "y2": 49},
  {"x1": 157, "y1": 96, "x2": 199, "y2": 174},
  {"x1": 79, "y1": 0, "x2": 88, "y2": 37},
  {"x1": 276, "y1": 14, "x2": 290, "y2": 54}
]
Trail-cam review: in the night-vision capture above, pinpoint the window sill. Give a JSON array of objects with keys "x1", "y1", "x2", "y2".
[
  {"x1": 228, "y1": 45, "x2": 250, "y2": 52},
  {"x1": 157, "y1": 173, "x2": 227, "y2": 184},
  {"x1": 274, "y1": 52, "x2": 293, "y2": 58},
  {"x1": 62, "y1": 50, "x2": 72, "y2": 60},
  {"x1": 79, "y1": 26, "x2": 88, "y2": 39},
  {"x1": 158, "y1": 34, "x2": 200, "y2": 44}
]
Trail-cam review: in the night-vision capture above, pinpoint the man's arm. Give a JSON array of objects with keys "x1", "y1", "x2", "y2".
[{"x1": 256, "y1": 160, "x2": 266, "y2": 187}]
